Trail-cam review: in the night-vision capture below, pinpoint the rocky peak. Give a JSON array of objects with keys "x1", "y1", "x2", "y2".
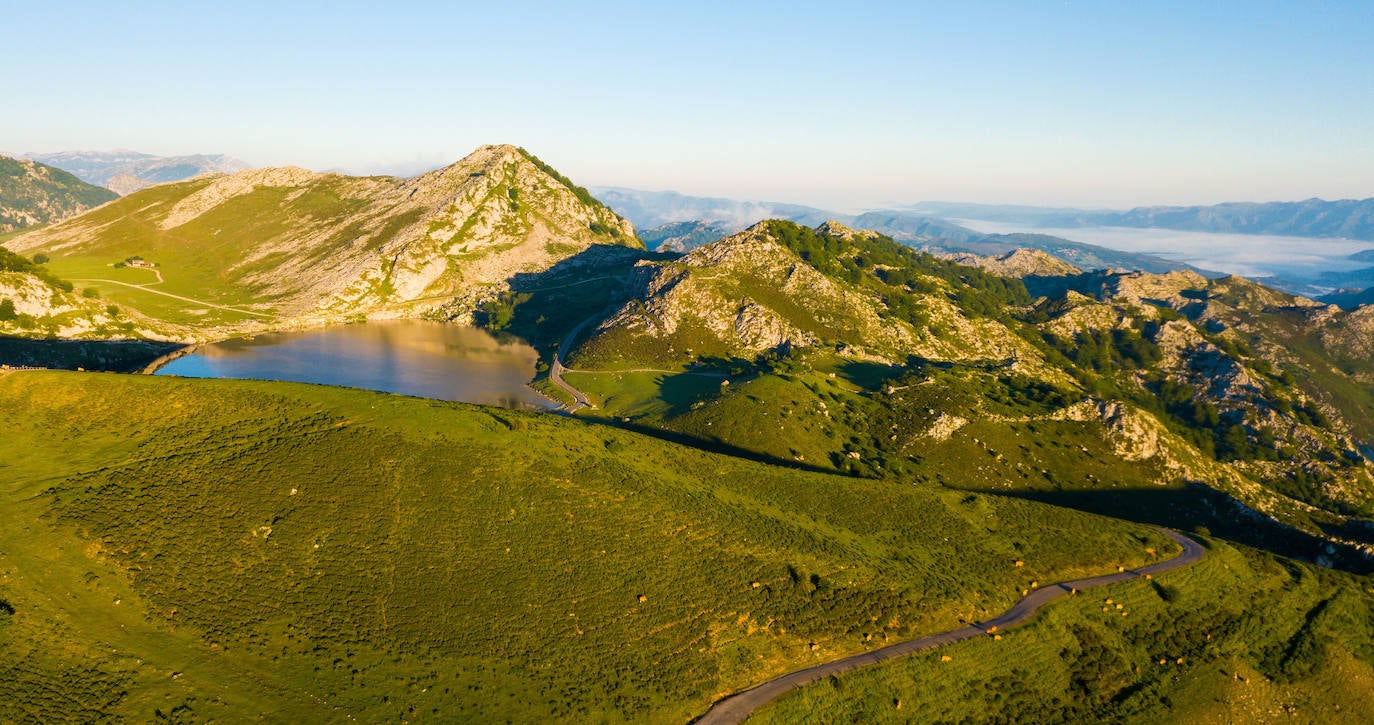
[
  {"x1": 815, "y1": 220, "x2": 880, "y2": 242},
  {"x1": 946, "y1": 248, "x2": 1082, "y2": 278},
  {"x1": 1102, "y1": 269, "x2": 1209, "y2": 308}
]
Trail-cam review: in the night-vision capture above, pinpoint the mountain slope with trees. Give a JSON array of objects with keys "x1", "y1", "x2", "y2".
[
  {"x1": 530, "y1": 220, "x2": 1374, "y2": 568},
  {"x1": 0, "y1": 155, "x2": 118, "y2": 232}
]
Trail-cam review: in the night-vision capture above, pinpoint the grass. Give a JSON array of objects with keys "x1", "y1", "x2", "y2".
[
  {"x1": 0, "y1": 370, "x2": 1173, "y2": 723},
  {"x1": 561, "y1": 369, "x2": 724, "y2": 419},
  {"x1": 18, "y1": 177, "x2": 397, "y2": 326},
  {"x1": 755, "y1": 538, "x2": 1374, "y2": 724}
]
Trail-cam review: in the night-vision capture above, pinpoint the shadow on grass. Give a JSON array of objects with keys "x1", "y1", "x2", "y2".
[
  {"x1": 657, "y1": 373, "x2": 726, "y2": 417},
  {"x1": 488, "y1": 246, "x2": 676, "y2": 355},
  {"x1": 0, "y1": 336, "x2": 183, "y2": 373},
  {"x1": 836, "y1": 360, "x2": 903, "y2": 392},
  {"x1": 575, "y1": 415, "x2": 841, "y2": 477},
  {"x1": 963, "y1": 483, "x2": 1374, "y2": 575}
]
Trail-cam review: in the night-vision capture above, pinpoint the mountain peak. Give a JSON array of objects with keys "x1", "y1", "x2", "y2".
[
  {"x1": 8, "y1": 143, "x2": 638, "y2": 334},
  {"x1": 815, "y1": 219, "x2": 880, "y2": 242}
]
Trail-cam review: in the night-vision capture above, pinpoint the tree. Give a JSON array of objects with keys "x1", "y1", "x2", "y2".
[{"x1": 32, "y1": 253, "x2": 49, "y2": 265}]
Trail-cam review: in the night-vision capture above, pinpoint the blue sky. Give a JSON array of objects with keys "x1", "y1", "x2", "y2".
[{"x1": 5, "y1": 1, "x2": 1372, "y2": 208}]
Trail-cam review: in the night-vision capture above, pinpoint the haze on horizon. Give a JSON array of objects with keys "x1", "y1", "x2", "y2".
[{"x1": 5, "y1": 0, "x2": 1372, "y2": 210}]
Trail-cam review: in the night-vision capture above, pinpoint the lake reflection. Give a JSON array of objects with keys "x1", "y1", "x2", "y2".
[{"x1": 155, "y1": 321, "x2": 554, "y2": 409}]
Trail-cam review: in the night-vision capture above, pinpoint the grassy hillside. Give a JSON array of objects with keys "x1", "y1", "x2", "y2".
[
  {"x1": 3, "y1": 146, "x2": 638, "y2": 337},
  {"x1": 757, "y1": 538, "x2": 1374, "y2": 723},
  {"x1": 0, "y1": 371, "x2": 1172, "y2": 723},
  {"x1": 544, "y1": 221, "x2": 1374, "y2": 568},
  {"x1": 0, "y1": 156, "x2": 117, "y2": 233}
]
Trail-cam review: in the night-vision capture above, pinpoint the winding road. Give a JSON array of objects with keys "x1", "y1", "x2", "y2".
[
  {"x1": 695, "y1": 529, "x2": 1205, "y2": 725},
  {"x1": 549, "y1": 316, "x2": 598, "y2": 413}
]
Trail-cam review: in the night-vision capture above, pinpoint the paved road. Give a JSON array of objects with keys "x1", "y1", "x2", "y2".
[
  {"x1": 694, "y1": 529, "x2": 1205, "y2": 725},
  {"x1": 549, "y1": 316, "x2": 598, "y2": 413},
  {"x1": 71, "y1": 278, "x2": 273, "y2": 318}
]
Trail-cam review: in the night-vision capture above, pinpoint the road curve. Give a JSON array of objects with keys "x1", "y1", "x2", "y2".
[
  {"x1": 549, "y1": 315, "x2": 598, "y2": 413},
  {"x1": 694, "y1": 529, "x2": 1205, "y2": 725}
]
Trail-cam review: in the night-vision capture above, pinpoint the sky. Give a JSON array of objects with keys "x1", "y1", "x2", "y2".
[{"x1": 4, "y1": 1, "x2": 1373, "y2": 209}]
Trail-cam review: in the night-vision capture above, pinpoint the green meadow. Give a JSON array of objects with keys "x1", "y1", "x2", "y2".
[{"x1": 0, "y1": 370, "x2": 1172, "y2": 723}]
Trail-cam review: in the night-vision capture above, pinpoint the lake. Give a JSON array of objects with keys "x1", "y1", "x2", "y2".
[{"x1": 154, "y1": 320, "x2": 556, "y2": 409}]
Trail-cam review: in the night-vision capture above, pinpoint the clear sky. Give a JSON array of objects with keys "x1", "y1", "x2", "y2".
[{"x1": 4, "y1": 1, "x2": 1372, "y2": 209}]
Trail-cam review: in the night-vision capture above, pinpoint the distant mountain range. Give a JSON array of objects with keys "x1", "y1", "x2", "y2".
[
  {"x1": 908, "y1": 197, "x2": 1374, "y2": 242},
  {"x1": 22, "y1": 150, "x2": 250, "y2": 195},
  {"x1": 0, "y1": 155, "x2": 118, "y2": 233},
  {"x1": 595, "y1": 187, "x2": 1201, "y2": 275},
  {"x1": 591, "y1": 187, "x2": 834, "y2": 230}
]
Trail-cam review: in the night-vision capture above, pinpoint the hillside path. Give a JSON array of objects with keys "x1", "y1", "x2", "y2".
[
  {"x1": 71, "y1": 278, "x2": 273, "y2": 318},
  {"x1": 694, "y1": 529, "x2": 1205, "y2": 725}
]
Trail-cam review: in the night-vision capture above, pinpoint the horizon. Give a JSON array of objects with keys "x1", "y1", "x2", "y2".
[
  {"x1": 6, "y1": 1, "x2": 1373, "y2": 209},
  {"x1": 12, "y1": 146, "x2": 1374, "y2": 214}
]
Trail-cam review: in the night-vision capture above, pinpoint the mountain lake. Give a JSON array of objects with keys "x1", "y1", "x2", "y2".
[{"x1": 154, "y1": 320, "x2": 556, "y2": 410}]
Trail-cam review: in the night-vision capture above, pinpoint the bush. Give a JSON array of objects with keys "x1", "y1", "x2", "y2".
[
  {"x1": 32, "y1": 253, "x2": 49, "y2": 265},
  {"x1": 106, "y1": 304, "x2": 120, "y2": 318},
  {"x1": 0, "y1": 299, "x2": 15, "y2": 321},
  {"x1": 82, "y1": 287, "x2": 100, "y2": 299}
]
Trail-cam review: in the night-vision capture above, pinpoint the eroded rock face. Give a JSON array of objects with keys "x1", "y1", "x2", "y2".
[
  {"x1": 589, "y1": 230, "x2": 834, "y2": 353},
  {"x1": 582, "y1": 222, "x2": 1038, "y2": 366},
  {"x1": 1320, "y1": 305, "x2": 1374, "y2": 359},
  {"x1": 944, "y1": 248, "x2": 1083, "y2": 278},
  {"x1": 0, "y1": 272, "x2": 122, "y2": 338}
]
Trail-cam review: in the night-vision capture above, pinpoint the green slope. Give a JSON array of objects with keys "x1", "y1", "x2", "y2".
[
  {"x1": 3, "y1": 146, "x2": 640, "y2": 335},
  {"x1": 758, "y1": 540, "x2": 1374, "y2": 724},
  {"x1": 0, "y1": 156, "x2": 118, "y2": 233},
  {"x1": 0, "y1": 370, "x2": 1172, "y2": 723},
  {"x1": 545, "y1": 221, "x2": 1374, "y2": 567}
]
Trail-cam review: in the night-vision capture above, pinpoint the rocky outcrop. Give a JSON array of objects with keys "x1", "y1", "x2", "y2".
[
  {"x1": 944, "y1": 248, "x2": 1082, "y2": 278},
  {"x1": 814, "y1": 220, "x2": 881, "y2": 243},
  {"x1": 0, "y1": 272, "x2": 124, "y2": 338},
  {"x1": 576, "y1": 221, "x2": 1050, "y2": 372},
  {"x1": 1319, "y1": 305, "x2": 1374, "y2": 359}
]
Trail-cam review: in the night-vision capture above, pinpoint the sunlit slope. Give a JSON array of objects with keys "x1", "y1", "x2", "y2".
[
  {"x1": 552, "y1": 221, "x2": 1374, "y2": 564},
  {"x1": 758, "y1": 538, "x2": 1374, "y2": 724},
  {"x1": 3, "y1": 146, "x2": 637, "y2": 334},
  {"x1": 0, "y1": 371, "x2": 1170, "y2": 723}
]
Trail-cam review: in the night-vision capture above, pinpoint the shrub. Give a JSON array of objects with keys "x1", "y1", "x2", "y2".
[
  {"x1": 0, "y1": 299, "x2": 15, "y2": 321},
  {"x1": 82, "y1": 287, "x2": 100, "y2": 299},
  {"x1": 32, "y1": 253, "x2": 49, "y2": 265}
]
